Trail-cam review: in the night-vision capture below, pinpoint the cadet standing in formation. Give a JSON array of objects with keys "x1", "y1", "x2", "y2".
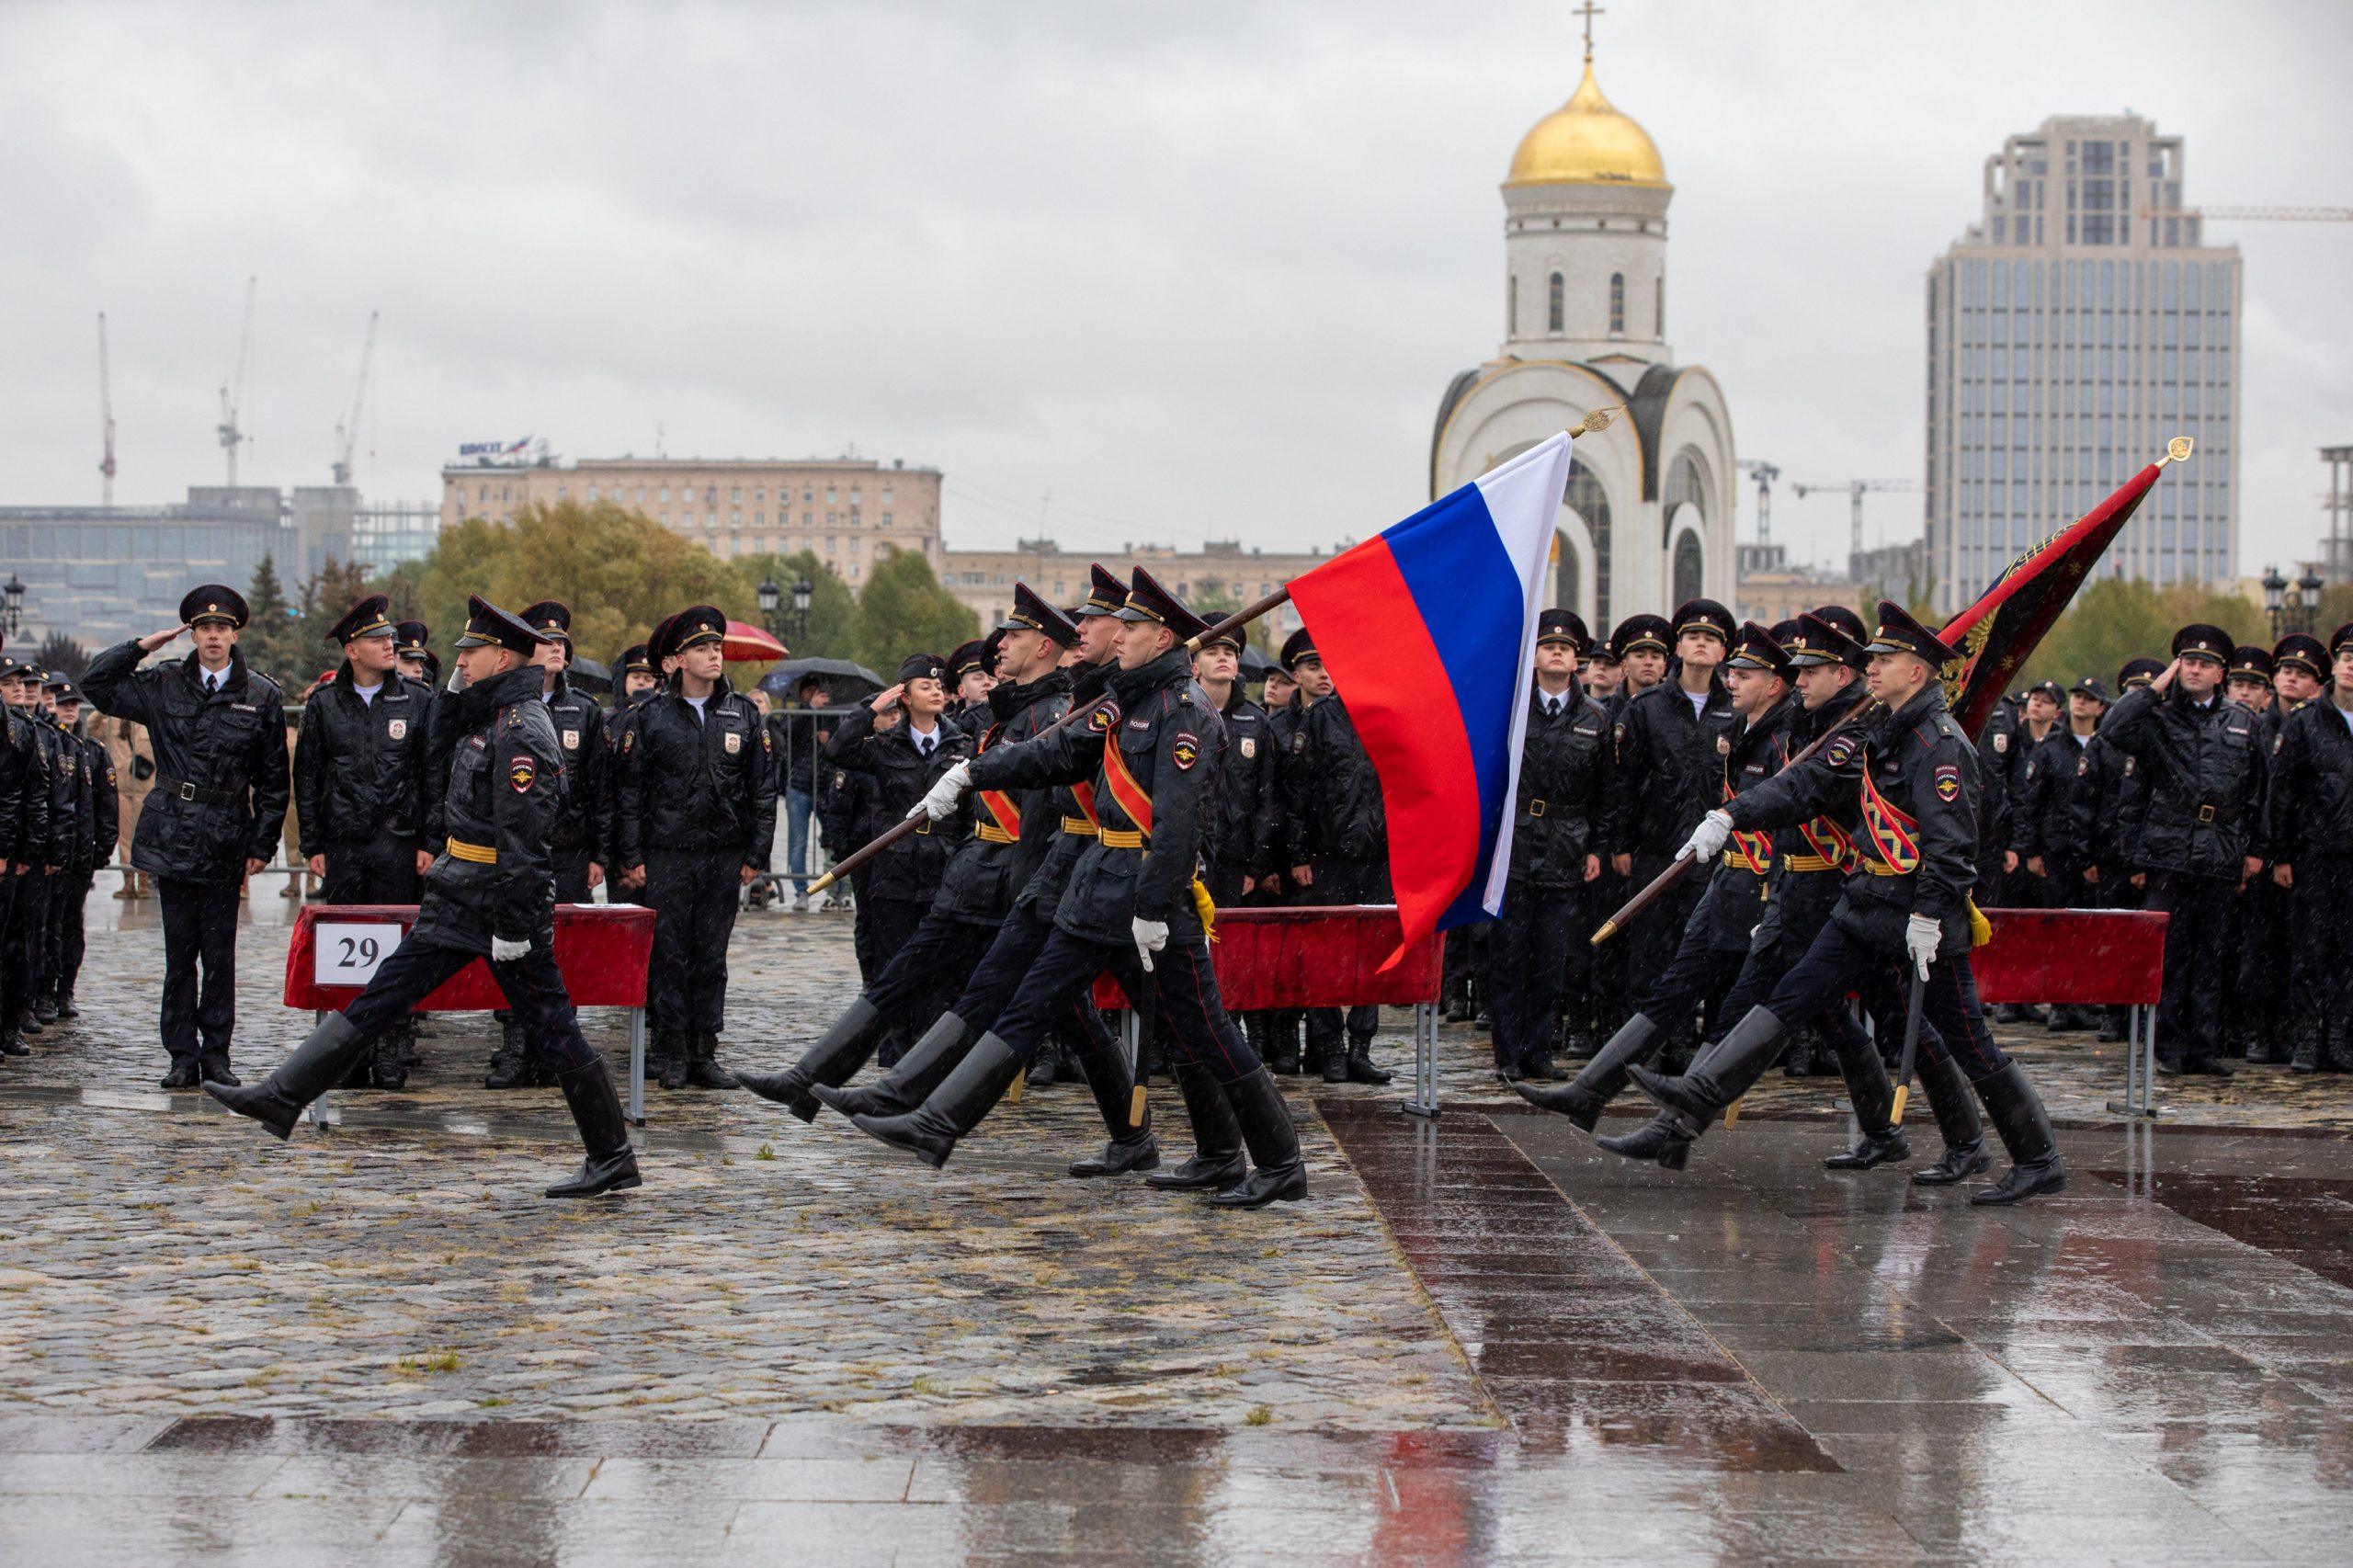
[
  {"x1": 0, "y1": 649, "x2": 49, "y2": 1062},
  {"x1": 83, "y1": 587, "x2": 290, "y2": 1087},
  {"x1": 1191, "y1": 623, "x2": 1278, "y2": 1069},
  {"x1": 45, "y1": 679, "x2": 116, "y2": 1025},
  {"x1": 2265, "y1": 622, "x2": 2353, "y2": 1073},
  {"x1": 11, "y1": 664, "x2": 75, "y2": 1042}
]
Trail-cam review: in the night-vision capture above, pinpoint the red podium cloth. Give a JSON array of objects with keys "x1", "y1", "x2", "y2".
[
  {"x1": 1970, "y1": 907, "x2": 2166, "y2": 1007},
  {"x1": 1092, "y1": 905, "x2": 1444, "y2": 1013},
  {"x1": 282, "y1": 904, "x2": 654, "y2": 1011}
]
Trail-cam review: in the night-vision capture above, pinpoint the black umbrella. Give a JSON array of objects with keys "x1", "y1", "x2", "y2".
[
  {"x1": 566, "y1": 655, "x2": 612, "y2": 696},
  {"x1": 757, "y1": 656, "x2": 887, "y2": 703},
  {"x1": 1239, "y1": 642, "x2": 1277, "y2": 678}
]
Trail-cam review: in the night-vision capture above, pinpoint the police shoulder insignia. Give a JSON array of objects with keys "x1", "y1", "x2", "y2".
[
  {"x1": 1172, "y1": 733, "x2": 1199, "y2": 770},
  {"x1": 761, "y1": 729, "x2": 772, "y2": 754},
  {"x1": 1933, "y1": 764, "x2": 1961, "y2": 802},
  {"x1": 506, "y1": 708, "x2": 522, "y2": 728},
  {"x1": 1087, "y1": 704, "x2": 1116, "y2": 734},
  {"x1": 510, "y1": 756, "x2": 536, "y2": 793},
  {"x1": 1824, "y1": 734, "x2": 1859, "y2": 767},
  {"x1": 106, "y1": 766, "x2": 117, "y2": 785},
  {"x1": 620, "y1": 730, "x2": 634, "y2": 753},
  {"x1": 1994, "y1": 733, "x2": 2008, "y2": 753}
]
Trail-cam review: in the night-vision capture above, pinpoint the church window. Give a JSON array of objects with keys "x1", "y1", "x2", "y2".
[
  {"x1": 1547, "y1": 273, "x2": 1564, "y2": 334},
  {"x1": 1564, "y1": 469, "x2": 1613, "y2": 628},
  {"x1": 1508, "y1": 275, "x2": 1518, "y2": 336},
  {"x1": 1609, "y1": 273, "x2": 1625, "y2": 335},
  {"x1": 1672, "y1": 531, "x2": 1704, "y2": 606},
  {"x1": 1654, "y1": 279, "x2": 1664, "y2": 337}
]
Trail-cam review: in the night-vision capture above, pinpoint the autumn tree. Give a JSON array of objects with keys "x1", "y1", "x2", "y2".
[{"x1": 853, "y1": 551, "x2": 978, "y2": 674}]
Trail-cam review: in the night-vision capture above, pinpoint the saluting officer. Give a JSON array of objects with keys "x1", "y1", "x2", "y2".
[
  {"x1": 291, "y1": 595, "x2": 435, "y2": 1087},
  {"x1": 1487, "y1": 610, "x2": 1611, "y2": 1084},
  {"x1": 2097, "y1": 623, "x2": 2268, "y2": 1077},
  {"x1": 50, "y1": 680, "x2": 113, "y2": 1023},
  {"x1": 82, "y1": 586, "x2": 290, "y2": 1088},
  {"x1": 0, "y1": 653, "x2": 49, "y2": 1060},
  {"x1": 2263, "y1": 621, "x2": 2353, "y2": 1074},
  {"x1": 614, "y1": 606, "x2": 779, "y2": 1090},
  {"x1": 1617, "y1": 603, "x2": 2067, "y2": 1206},
  {"x1": 210, "y1": 597, "x2": 641, "y2": 1198}
]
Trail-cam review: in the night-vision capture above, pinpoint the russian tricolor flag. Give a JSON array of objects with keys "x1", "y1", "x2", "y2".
[{"x1": 1289, "y1": 432, "x2": 1576, "y2": 967}]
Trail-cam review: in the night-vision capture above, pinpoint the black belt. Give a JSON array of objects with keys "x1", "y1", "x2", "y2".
[{"x1": 157, "y1": 775, "x2": 242, "y2": 807}]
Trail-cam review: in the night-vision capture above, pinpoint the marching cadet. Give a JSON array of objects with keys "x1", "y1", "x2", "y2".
[
  {"x1": 209, "y1": 597, "x2": 640, "y2": 1199},
  {"x1": 856, "y1": 569, "x2": 1307, "y2": 1210},
  {"x1": 2011, "y1": 676, "x2": 2109, "y2": 1030},
  {"x1": 1280, "y1": 626, "x2": 1395, "y2": 1085},
  {"x1": 612, "y1": 606, "x2": 779, "y2": 1090},
  {"x1": 1601, "y1": 598, "x2": 1738, "y2": 1067},
  {"x1": 1487, "y1": 610, "x2": 1610, "y2": 1083},
  {"x1": 291, "y1": 596, "x2": 436, "y2": 1088},
  {"x1": 1518, "y1": 619, "x2": 1793, "y2": 1129},
  {"x1": 0, "y1": 653, "x2": 49, "y2": 1061},
  {"x1": 2096, "y1": 624, "x2": 2268, "y2": 1077},
  {"x1": 2263, "y1": 621, "x2": 2353, "y2": 1074},
  {"x1": 1611, "y1": 603, "x2": 2068, "y2": 1206},
  {"x1": 83, "y1": 587, "x2": 290, "y2": 1088},
  {"x1": 50, "y1": 681, "x2": 113, "y2": 1023}
]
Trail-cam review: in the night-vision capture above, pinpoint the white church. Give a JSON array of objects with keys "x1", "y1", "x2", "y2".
[{"x1": 1429, "y1": 38, "x2": 1737, "y2": 631}]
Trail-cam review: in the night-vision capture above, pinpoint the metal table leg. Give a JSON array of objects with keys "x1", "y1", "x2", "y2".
[
  {"x1": 2107, "y1": 1002, "x2": 2162, "y2": 1119},
  {"x1": 628, "y1": 1007, "x2": 645, "y2": 1127},
  {"x1": 308, "y1": 1010, "x2": 337, "y2": 1130},
  {"x1": 1400, "y1": 1000, "x2": 1440, "y2": 1119}
]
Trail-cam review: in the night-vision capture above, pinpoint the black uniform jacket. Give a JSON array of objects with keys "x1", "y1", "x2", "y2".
[
  {"x1": 83, "y1": 732, "x2": 119, "y2": 874},
  {"x1": 1506, "y1": 685, "x2": 1612, "y2": 890},
  {"x1": 1753, "y1": 682, "x2": 1868, "y2": 952},
  {"x1": 599, "y1": 688, "x2": 652, "y2": 866},
  {"x1": 34, "y1": 716, "x2": 82, "y2": 869},
  {"x1": 82, "y1": 642, "x2": 289, "y2": 883},
  {"x1": 1606, "y1": 670, "x2": 1739, "y2": 859},
  {"x1": 2097, "y1": 685, "x2": 2268, "y2": 881},
  {"x1": 1725, "y1": 684, "x2": 1979, "y2": 957},
  {"x1": 1260, "y1": 696, "x2": 1308, "y2": 878},
  {"x1": 2010, "y1": 726, "x2": 2097, "y2": 869},
  {"x1": 967, "y1": 648, "x2": 1223, "y2": 945},
  {"x1": 408, "y1": 665, "x2": 566, "y2": 955},
  {"x1": 0, "y1": 709, "x2": 47, "y2": 869},
  {"x1": 1283, "y1": 694, "x2": 1386, "y2": 866},
  {"x1": 2064, "y1": 732, "x2": 2145, "y2": 875},
  {"x1": 1012, "y1": 659, "x2": 1118, "y2": 918},
  {"x1": 927, "y1": 670, "x2": 1068, "y2": 928},
  {"x1": 1975, "y1": 698, "x2": 2020, "y2": 877},
  {"x1": 2264, "y1": 697, "x2": 2353, "y2": 865},
  {"x1": 616, "y1": 676, "x2": 779, "y2": 869},
  {"x1": 1206, "y1": 688, "x2": 1276, "y2": 881},
  {"x1": 1687, "y1": 690, "x2": 1797, "y2": 953},
  {"x1": 540, "y1": 675, "x2": 608, "y2": 861},
  {"x1": 293, "y1": 665, "x2": 434, "y2": 855},
  {"x1": 823, "y1": 704, "x2": 969, "y2": 903}
]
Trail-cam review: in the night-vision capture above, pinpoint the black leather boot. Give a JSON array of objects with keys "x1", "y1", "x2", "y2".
[
  {"x1": 1317, "y1": 1025, "x2": 1349, "y2": 1084},
  {"x1": 814, "y1": 1012, "x2": 972, "y2": 1119},
  {"x1": 52, "y1": 987, "x2": 78, "y2": 1020},
  {"x1": 656, "y1": 1028, "x2": 690, "y2": 1090},
  {"x1": 0, "y1": 1022, "x2": 25, "y2": 1058},
  {"x1": 1513, "y1": 1013, "x2": 1661, "y2": 1132},
  {"x1": 686, "y1": 1030, "x2": 736, "y2": 1090},
  {"x1": 158, "y1": 1057, "x2": 199, "y2": 1087},
  {"x1": 17, "y1": 1006, "x2": 41, "y2": 1037},
  {"x1": 1969, "y1": 1061, "x2": 2068, "y2": 1206},
  {"x1": 369, "y1": 1022, "x2": 411, "y2": 1091},
  {"x1": 198, "y1": 1052, "x2": 240, "y2": 1086},
  {"x1": 545, "y1": 1057, "x2": 643, "y2": 1198},
  {"x1": 1823, "y1": 1020, "x2": 1909, "y2": 1169},
  {"x1": 1144, "y1": 1060, "x2": 1247, "y2": 1190},
  {"x1": 1257, "y1": 1014, "x2": 1300, "y2": 1076},
  {"x1": 484, "y1": 1018, "x2": 534, "y2": 1089},
  {"x1": 1595, "y1": 1115, "x2": 1693, "y2": 1169},
  {"x1": 204, "y1": 1014, "x2": 367, "y2": 1140},
  {"x1": 1628, "y1": 1006, "x2": 1790, "y2": 1131},
  {"x1": 32, "y1": 993, "x2": 56, "y2": 1026},
  {"x1": 1344, "y1": 1033, "x2": 1393, "y2": 1085},
  {"x1": 1208, "y1": 1068, "x2": 1308, "y2": 1208},
  {"x1": 1909, "y1": 1051, "x2": 1992, "y2": 1186},
  {"x1": 852, "y1": 1032, "x2": 1027, "y2": 1168},
  {"x1": 736, "y1": 996, "x2": 887, "y2": 1122},
  {"x1": 1066, "y1": 1033, "x2": 1159, "y2": 1177}
]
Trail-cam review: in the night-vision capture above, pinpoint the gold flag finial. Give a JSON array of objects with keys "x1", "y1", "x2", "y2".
[
  {"x1": 1568, "y1": 404, "x2": 1627, "y2": 438},
  {"x1": 2160, "y1": 435, "x2": 2194, "y2": 466}
]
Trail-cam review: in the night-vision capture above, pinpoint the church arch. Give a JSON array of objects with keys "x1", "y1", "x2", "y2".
[
  {"x1": 1547, "y1": 272, "x2": 1564, "y2": 334},
  {"x1": 1662, "y1": 448, "x2": 1712, "y2": 543},
  {"x1": 1671, "y1": 528, "x2": 1704, "y2": 607}
]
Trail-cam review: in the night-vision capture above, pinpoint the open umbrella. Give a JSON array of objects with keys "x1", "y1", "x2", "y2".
[
  {"x1": 722, "y1": 619, "x2": 788, "y2": 663},
  {"x1": 756, "y1": 656, "x2": 886, "y2": 703},
  {"x1": 1239, "y1": 642, "x2": 1277, "y2": 678},
  {"x1": 565, "y1": 654, "x2": 612, "y2": 696}
]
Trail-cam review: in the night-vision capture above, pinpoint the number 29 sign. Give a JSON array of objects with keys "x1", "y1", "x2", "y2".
[{"x1": 313, "y1": 922, "x2": 404, "y2": 988}]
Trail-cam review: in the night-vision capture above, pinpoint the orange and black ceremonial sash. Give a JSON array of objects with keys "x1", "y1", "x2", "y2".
[
  {"x1": 1858, "y1": 766, "x2": 1921, "y2": 873},
  {"x1": 1102, "y1": 739, "x2": 1154, "y2": 839},
  {"x1": 1721, "y1": 781, "x2": 1771, "y2": 874},
  {"x1": 1067, "y1": 781, "x2": 1099, "y2": 830}
]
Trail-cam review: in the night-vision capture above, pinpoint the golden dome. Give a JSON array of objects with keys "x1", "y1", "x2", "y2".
[{"x1": 1505, "y1": 61, "x2": 1668, "y2": 189}]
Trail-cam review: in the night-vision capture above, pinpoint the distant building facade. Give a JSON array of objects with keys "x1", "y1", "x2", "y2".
[
  {"x1": 936, "y1": 539, "x2": 1326, "y2": 644},
  {"x1": 0, "y1": 488, "x2": 292, "y2": 650},
  {"x1": 1925, "y1": 112, "x2": 2241, "y2": 612}
]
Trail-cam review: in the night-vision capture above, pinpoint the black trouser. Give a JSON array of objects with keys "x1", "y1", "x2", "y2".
[
  {"x1": 1622, "y1": 850, "x2": 1706, "y2": 1034},
  {"x1": 1488, "y1": 882, "x2": 1584, "y2": 1073},
  {"x1": 1586, "y1": 860, "x2": 1631, "y2": 1038},
  {"x1": 946, "y1": 901, "x2": 1118, "y2": 1053},
  {"x1": 1717, "y1": 875, "x2": 1920, "y2": 1064},
  {"x1": 551, "y1": 845, "x2": 594, "y2": 905},
  {"x1": 2234, "y1": 871, "x2": 2290, "y2": 1053},
  {"x1": 55, "y1": 873, "x2": 91, "y2": 996},
  {"x1": 994, "y1": 928, "x2": 1260, "y2": 1084},
  {"x1": 1765, "y1": 919, "x2": 2009, "y2": 1082},
  {"x1": 2287, "y1": 859, "x2": 2353, "y2": 1069},
  {"x1": 867, "y1": 908, "x2": 996, "y2": 1026},
  {"x1": 43, "y1": 870, "x2": 78, "y2": 994},
  {"x1": 644, "y1": 847, "x2": 746, "y2": 1034},
  {"x1": 157, "y1": 875, "x2": 243, "y2": 1065},
  {"x1": 849, "y1": 869, "x2": 881, "y2": 982},
  {"x1": 319, "y1": 836, "x2": 423, "y2": 905},
  {"x1": 0, "y1": 876, "x2": 23, "y2": 1028},
  {"x1": 2146, "y1": 870, "x2": 2237, "y2": 1067},
  {"x1": 342, "y1": 937, "x2": 595, "y2": 1076},
  {"x1": 18, "y1": 869, "x2": 51, "y2": 1010}
]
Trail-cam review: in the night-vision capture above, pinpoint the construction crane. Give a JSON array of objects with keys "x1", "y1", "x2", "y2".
[
  {"x1": 216, "y1": 277, "x2": 256, "y2": 488},
  {"x1": 332, "y1": 311, "x2": 379, "y2": 487},
  {"x1": 1735, "y1": 459, "x2": 1780, "y2": 544},
  {"x1": 1791, "y1": 479, "x2": 1922, "y2": 576},
  {"x1": 97, "y1": 313, "x2": 117, "y2": 508}
]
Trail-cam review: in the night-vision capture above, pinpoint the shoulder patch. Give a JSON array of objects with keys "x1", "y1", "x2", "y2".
[
  {"x1": 1087, "y1": 704, "x2": 1117, "y2": 734},
  {"x1": 620, "y1": 729, "x2": 633, "y2": 753},
  {"x1": 509, "y1": 756, "x2": 536, "y2": 793},
  {"x1": 1172, "y1": 733, "x2": 1199, "y2": 770},
  {"x1": 1934, "y1": 764, "x2": 1961, "y2": 802},
  {"x1": 1824, "y1": 733, "x2": 1860, "y2": 768}
]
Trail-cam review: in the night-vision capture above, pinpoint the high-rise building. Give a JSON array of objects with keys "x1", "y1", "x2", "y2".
[{"x1": 1925, "y1": 113, "x2": 2241, "y2": 612}]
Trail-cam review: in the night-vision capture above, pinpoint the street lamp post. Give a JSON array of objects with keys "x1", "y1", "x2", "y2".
[
  {"x1": 792, "y1": 577, "x2": 813, "y2": 646},
  {"x1": 0, "y1": 574, "x2": 24, "y2": 639},
  {"x1": 2262, "y1": 566, "x2": 2286, "y2": 639},
  {"x1": 2297, "y1": 568, "x2": 2324, "y2": 635},
  {"x1": 756, "y1": 576, "x2": 784, "y2": 641}
]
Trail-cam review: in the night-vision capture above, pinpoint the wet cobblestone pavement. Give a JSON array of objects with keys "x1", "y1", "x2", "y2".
[{"x1": 2, "y1": 889, "x2": 2348, "y2": 1563}]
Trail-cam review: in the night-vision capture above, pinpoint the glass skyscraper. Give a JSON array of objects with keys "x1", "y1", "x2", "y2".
[{"x1": 1925, "y1": 114, "x2": 2241, "y2": 613}]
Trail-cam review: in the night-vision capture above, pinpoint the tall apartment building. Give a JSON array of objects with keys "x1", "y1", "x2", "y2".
[
  {"x1": 438, "y1": 453, "x2": 942, "y2": 585},
  {"x1": 1924, "y1": 113, "x2": 2241, "y2": 612}
]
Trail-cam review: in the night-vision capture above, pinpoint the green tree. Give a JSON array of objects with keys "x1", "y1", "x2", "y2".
[
  {"x1": 2017, "y1": 577, "x2": 2268, "y2": 693},
  {"x1": 33, "y1": 632, "x2": 87, "y2": 681},
  {"x1": 295, "y1": 557, "x2": 375, "y2": 673},
  {"x1": 731, "y1": 550, "x2": 858, "y2": 660},
  {"x1": 853, "y1": 551, "x2": 978, "y2": 674},
  {"x1": 241, "y1": 554, "x2": 301, "y2": 685}
]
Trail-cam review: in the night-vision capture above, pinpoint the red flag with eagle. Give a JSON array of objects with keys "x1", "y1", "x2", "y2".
[{"x1": 1933, "y1": 438, "x2": 2192, "y2": 738}]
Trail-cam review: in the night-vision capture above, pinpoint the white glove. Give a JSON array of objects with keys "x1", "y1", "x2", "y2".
[
  {"x1": 1904, "y1": 914, "x2": 1939, "y2": 982},
  {"x1": 1131, "y1": 916, "x2": 1169, "y2": 972},
  {"x1": 1682, "y1": 810, "x2": 1733, "y2": 862},
  {"x1": 490, "y1": 935, "x2": 530, "y2": 963},
  {"x1": 906, "y1": 759, "x2": 972, "y2": 822}
]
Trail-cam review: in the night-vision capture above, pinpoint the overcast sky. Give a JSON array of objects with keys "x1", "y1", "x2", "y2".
[{"x1": 5, "y1": 0, "x2": 2347, "y2": 580}]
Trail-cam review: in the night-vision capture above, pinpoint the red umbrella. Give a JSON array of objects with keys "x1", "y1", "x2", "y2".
[{"x1": 721, "y1": 619, "x2": 787, "y2": 663}]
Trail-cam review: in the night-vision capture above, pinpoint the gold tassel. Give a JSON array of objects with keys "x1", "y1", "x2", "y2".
[
  {"x1": 1967, "y1": 897, "x2": 1993, "y2": 948},
  {"x1": 1191, "y1": 879, "x2": 1218, "y2": 941}
]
